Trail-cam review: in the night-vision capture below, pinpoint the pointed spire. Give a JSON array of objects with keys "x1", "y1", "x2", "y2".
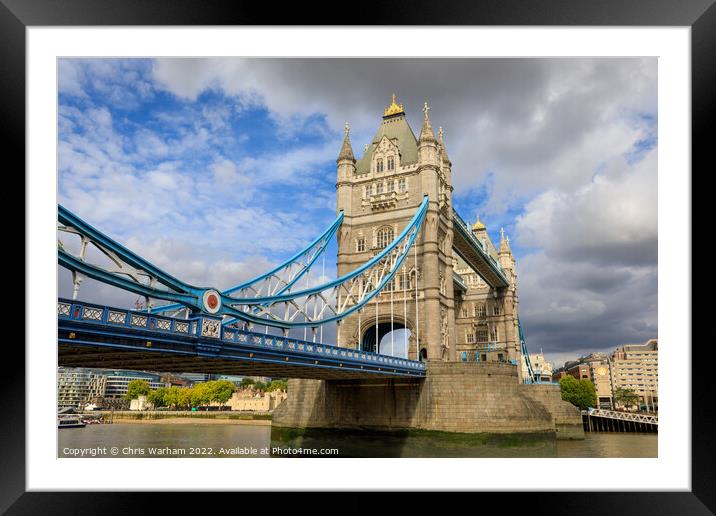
[
  {"x1": 499, "y1": 227, "x2": 512, "y2": 254},
  {"x1": 472, "y1": 216, "x2": 485, "y2": 231},
  {"x1": 338, "y1": 121, "x2": 355, "y2": 162},
  {"x1": 438, "y1": 125, "x2": 450, "y2": 161},
  {"x1": 419, "y1": 101, "x2": 435, "y2": 143},
  {"x1": 383, "y1": 93, "x2": 405, "y2": 117}
]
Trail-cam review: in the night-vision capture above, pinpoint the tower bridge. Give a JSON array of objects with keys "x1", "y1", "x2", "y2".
[{"x1": 57, "y1": 95, "x2": 582, "y2": 438}]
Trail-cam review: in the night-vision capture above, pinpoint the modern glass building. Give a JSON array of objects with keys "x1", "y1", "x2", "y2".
[
  {"x1": 100, "y1": 370, "x2": 169, "y2": 399},
  {"x1": 57, "y1": 367, "x2": 107, "y2": 409}
]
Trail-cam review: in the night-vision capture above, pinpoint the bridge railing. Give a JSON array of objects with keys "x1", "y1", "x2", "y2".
[
  {"x1": 458, "y1": 344, "x2": 506, "y2": 362},
  {"x1": 587, "y1": 408, "x2": 658, "y2": 424},
  {"x1": 452, "y1": 271, "x2": 468, "y2": 292},
  {"x1": 58, "y1": 298, "x2": 427, "y2": 374},
  {"x1": 58, "y1": 299, "x2": 195, "y2": 335},
  {"x1": 223, "y1": 328, "x2": 425, "y2": 372}
]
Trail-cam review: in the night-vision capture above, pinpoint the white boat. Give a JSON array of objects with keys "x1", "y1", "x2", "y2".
[{"x1": 58, "y1": 417, "x2": 86, "y2": 429}]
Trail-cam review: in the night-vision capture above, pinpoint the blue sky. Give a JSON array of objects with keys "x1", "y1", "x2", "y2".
[{"x1": 58, "y1": 58, "x2": 658, "y2": 366}]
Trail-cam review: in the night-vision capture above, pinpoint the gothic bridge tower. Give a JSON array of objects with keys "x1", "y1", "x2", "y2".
[
  {"x1": 335, "y1": 95, "x2": 456, "y2": 362},
  {"x1": 452, "y1": 220, "x2": 521, "y2": 378}
]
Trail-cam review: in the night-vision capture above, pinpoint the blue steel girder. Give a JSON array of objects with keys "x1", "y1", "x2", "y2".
[
  {"x1": 58, "y1": 196, "x2": 428, "y2": 329},
  {"x1": 151, "y1": 211, "x2": 344, "y2": 318},
  {"x1": 58, "y1": 205, "x2": 207, "y2": 311},
  {"x1": 218, "y1": 196, "x2": 428, "y2": 329},
  {"x1": 518, "y1": 316, "x2": 538, "y2": 384},
  {"x1": 57, "y1": 298, "x2": 426, "y2": 379}
]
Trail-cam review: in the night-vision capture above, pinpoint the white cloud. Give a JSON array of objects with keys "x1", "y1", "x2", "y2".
[
  {"x1": 59, "y1": 57, "x2": 658, "y2": 360},
  {"x1": 515, "y1": 148, "x2": 657, "y2": 357}
]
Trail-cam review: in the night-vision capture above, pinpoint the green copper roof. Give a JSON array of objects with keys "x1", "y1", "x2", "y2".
[{"x1": 355, "y1": 114, "x2": 419, "y2": 174}]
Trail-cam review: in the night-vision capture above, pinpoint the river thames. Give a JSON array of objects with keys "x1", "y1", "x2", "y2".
[{"x1": 58, "y1": 422, "x2": 657, "y2": 458}]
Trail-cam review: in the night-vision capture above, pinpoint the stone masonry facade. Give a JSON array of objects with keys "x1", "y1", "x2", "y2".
[
  {"x1": 273, "y1": 362, "x2": 583, "y2": 439},
  {"x1": 335, "y1": 95, "x2": 522, "y2": 371}
]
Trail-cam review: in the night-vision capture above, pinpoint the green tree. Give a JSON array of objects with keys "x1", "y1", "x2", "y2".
[
  {"x1": 267, "y1": 380, "x2": 288, "y2": 392},
  {"x1": 613, "y1": 388, "x2": 640, "y2": 410},
  {"x1": 252, "y1": 381, "x2": 268, "y2": 392},
  {"x1": 559, "y1": 375, "x2": 597, "y2": 410},
  {"x1": 578, "y1": 379, "x2": 598, "y2": 410},
  {"x1": 124, "y1": 379, "x2": 150, "y2": 401},
  {"x1": 239, "y1": 378, "x2": 254, "y2": 388},
  {"x1": 190, "y1": 382, "x2": 212, "y2": 407},
  {"x1": 206, "y1": 380, "x2": 236, "y2": 404},
  {"x1": 177, "y1": 387, "x2": 192, "y2": 409},
  {"x1": 147, "y1": 387, "x2": 168, "y2": 407},
  {"x1": 163, "y1": 386, "x2": 185, "y2": 409}
]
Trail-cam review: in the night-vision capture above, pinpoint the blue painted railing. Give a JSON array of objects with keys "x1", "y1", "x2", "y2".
[{"x1": 58, "y1": 298, "x2": 426, "y2": 375}]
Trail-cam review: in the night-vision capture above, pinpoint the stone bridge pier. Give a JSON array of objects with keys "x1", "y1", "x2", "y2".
[{"x1": 272, "y1": 361, "x2": 584, "y2": 440}]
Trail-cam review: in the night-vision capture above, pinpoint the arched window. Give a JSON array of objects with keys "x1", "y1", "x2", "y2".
[
  {"x1": 387, "y1": 156, "x2": 395, "y2": 170},
  {"x1": 376, "y1": 159, "x2": 384, "y2": 173},
  {"x1": 376, "y1": 226, "x2": 394, "y2": 249}
]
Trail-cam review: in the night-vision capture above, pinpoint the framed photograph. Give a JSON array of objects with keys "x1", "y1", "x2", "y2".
[{"x1": 9, "y1": 0, "x2": 713, "y2": 511}]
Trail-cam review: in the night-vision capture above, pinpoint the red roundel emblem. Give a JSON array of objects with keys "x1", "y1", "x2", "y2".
[{"x1": 202, "y1": 289, "x2": 221, "y2": 314}]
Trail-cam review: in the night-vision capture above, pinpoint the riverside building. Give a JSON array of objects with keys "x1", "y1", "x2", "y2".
[
  {"x1": 610, "y1": 339, "x2": 658, "y2": 410},
  {"x1": 57, "y1": 367, "x2": 107, "y2": 409}
]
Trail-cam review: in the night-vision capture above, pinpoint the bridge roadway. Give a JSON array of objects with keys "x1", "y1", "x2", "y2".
[{"x1": 58, "y1": 299, "x2": 426, "y2": 380}]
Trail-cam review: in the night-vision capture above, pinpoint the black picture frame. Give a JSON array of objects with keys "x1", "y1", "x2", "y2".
[{"x1": 6, "y1": 0, "x2": 713, "y2": 513}]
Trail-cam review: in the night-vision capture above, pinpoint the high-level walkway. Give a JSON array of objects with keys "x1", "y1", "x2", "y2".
[{"x1": 452, "y1": 210, "x2": 510, "y2": 289}]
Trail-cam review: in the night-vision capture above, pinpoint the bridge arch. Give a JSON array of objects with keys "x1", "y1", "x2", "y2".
[{"x1": 359, "y1": 315, "x2": 413, "y2": 357}]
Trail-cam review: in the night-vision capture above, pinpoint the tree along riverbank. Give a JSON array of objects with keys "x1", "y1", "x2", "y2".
[{"x1": 84, "y1": 411, "x2": 273, "y2": 424}]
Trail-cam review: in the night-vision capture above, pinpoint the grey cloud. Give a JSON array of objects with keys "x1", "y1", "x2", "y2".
[
  {"x1": 153, "y1": 57, "x2": 656, "y2": 212},
  {"x1": 60, "y1": 57, "x2": 657, "y2": 365}
]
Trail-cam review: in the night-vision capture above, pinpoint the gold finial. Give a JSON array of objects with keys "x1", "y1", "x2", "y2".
[
  {"x1": 383, "y1": 93, "x2": 405, "y2": 117},
  {"x1": 473, "y1": 216, "x2": 485, "y2": 230}
]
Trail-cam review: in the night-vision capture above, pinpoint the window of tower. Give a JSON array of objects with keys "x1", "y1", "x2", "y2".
[
  {"x1": 365, "y1": 184, "x2": 373, "y2": 197},
  {"x1": 399, "y1": 271, "x2": 409, "y2": 291},
  {"x1": 398, "y1": 178, "x2": 406, "y2": 192},
  {"x1": 376, "y1": 182, "x2": 384, "y2": 195},
  {"x1": 376, "y1": 159, "x2": 384, "y2": 173},
  {"x1": 477, "y1": 329, "x2": 488, "y2": 342},
  {"x1": 376, "y1": 227, "x2": 394, "y2": 249},
  {"x1": 387, "y1": 180, "x2": 395, "y2": 192},
  {"x1": 476, "y1": 303, "x2": 486, "y2": 318},
  {"x1": 357, "y1": 238, "x2": 365, "y2": 252},
  {"x1": 387, "y1": 156, "x2": 395, "y2": 170}
]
